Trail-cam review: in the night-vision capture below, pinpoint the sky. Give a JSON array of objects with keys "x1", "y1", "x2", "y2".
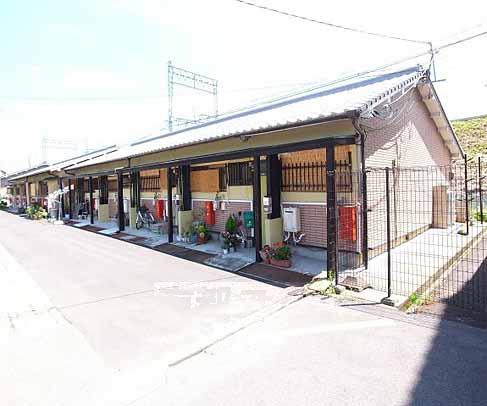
[{"x1": 1, "y1": 0, "x2": 486, "y2": 172}]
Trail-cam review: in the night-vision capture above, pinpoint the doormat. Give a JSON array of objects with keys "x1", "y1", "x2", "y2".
[
  {"x1": 153, "y1": 244, "x2": 215, "y2": 264},
  {"x1": 83, "y1": 225, "x2": 106, "y2": 233},
  {"x1": 127, "y1": 236, "x2": 148, "y2": 244},
  {"x1": 137, "y1": 236, "x2": 168, "y2": 248},
  {"x1": 153, "y1": 243, "x2": 188, "y2": 255},
  {"x1": 204, "y1": 255, "x2": 253, "y2": 272},
  {"x1": 238, "y1": 263, "x2": 313, "y2": 287}
]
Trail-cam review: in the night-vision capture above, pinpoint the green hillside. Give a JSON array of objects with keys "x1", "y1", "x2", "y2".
[{"x1": 452, "y1": 115, "x2": 487, "y2": 157}]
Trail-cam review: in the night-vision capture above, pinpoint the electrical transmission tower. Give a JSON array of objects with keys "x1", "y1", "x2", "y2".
[{"x1": 167, "y1": 61, "x2": 218, "y2": 132}]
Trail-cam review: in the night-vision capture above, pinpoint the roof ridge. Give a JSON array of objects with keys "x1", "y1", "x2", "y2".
[{"x1": 132, "y1": 66, "x2": 422, "y2": 147}]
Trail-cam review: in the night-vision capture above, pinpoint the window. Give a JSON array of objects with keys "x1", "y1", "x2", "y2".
[{"x1": 227, "y1": 161, "x2": 253, "y2": 186}]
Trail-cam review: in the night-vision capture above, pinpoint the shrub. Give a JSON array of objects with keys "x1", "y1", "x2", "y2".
[
  {"x1": 26, "y1": 204, "x2": 47, "y2": 220},
  {"x1": 225, "y1": 215, "x2": 237, "y2": 234},
  {"x1": 473, "y1": 211, "x2": 487, "y2": 222}
]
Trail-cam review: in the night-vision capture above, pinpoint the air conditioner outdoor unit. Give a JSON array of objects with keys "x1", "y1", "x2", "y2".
[{"x1": 283, "y1": 207, "x2": 301, "y2": 232}]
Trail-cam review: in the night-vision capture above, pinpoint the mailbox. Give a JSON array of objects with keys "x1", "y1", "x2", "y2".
[{"x1": 243, "y1": 211, "x2": 254, "y2": 228}]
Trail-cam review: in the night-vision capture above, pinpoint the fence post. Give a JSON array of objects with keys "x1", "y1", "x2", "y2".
[
  {"x1": 326, "y1": 147, "x2": 338, "y2": 284},
  {"x1": 362, "y1": 169, "x2": 369, "y2": 269},
  {"x1": 464, "y1": 155, "x2": 469, "y2": 235},
  {"x1": 479, "y1": 156, "x2": 484, "y2": 224},
  {"x1": 385, "y1": 167, "x2": 392, "y2": 300}
]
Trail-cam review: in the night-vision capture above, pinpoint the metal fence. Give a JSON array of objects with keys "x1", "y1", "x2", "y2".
[
  {"x1": 335, "y1": 158, "x2": 487, "y2": 314},
  {"x1": 281, "y1": 160, "x2": 352, "y2": 192}
]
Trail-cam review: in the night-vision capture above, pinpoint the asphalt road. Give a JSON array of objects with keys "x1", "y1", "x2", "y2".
[{"x1": 1, "y1": 211, "x2": 487, "y2": 406}]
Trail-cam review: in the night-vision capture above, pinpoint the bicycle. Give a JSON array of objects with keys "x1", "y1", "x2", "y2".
[{"x1": 135, "y1": 206, "x2": 155, "y2": 230}]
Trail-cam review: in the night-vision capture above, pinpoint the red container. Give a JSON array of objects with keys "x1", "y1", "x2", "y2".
[
  {"x1": 155, "y1": 200, "x2": 165, "y2": 219},
  {"x1": 205, "y1": 201, "x2": 215, "y2": 225},
  {"x1": 339, "y1": 206, "x2": 357, "y2": 241}
]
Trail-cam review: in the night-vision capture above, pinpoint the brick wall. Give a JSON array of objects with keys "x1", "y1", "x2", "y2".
[
  {"x1": 282, "y1": 203, "x2": 360, "y2": 252},
  {"x1": 364, "y1": 89, "x2": 451, "y2": 169},
  {"x1": 192, "y1": 200, "x2": 252, "y2": 233},
  {"x1": 363, "y1": 89, "x2": 452, "y2": 253}
]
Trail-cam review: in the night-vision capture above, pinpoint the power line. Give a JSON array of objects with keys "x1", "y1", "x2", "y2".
[
  {"x1": 2, "y1": 30, "x2": 485, "y2": 105},
  {"x1": 214, "y1": 28, "x2": 487, "y2": 118},
  {"x1": 233, "y1": 0, "x2": 430, "y2": 45},
  {"x1": 436, "y1": 30, "x2": 487, "y2": 52}
]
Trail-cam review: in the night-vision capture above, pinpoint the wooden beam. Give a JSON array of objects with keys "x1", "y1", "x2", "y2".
[
  {"x1": 326, "y1": 147, "x2": 338, "y2": 281},
  {"x1": 117, "y1": 172, "x2": 125, "y2": 231},
  {"x1": 179, "y1": 165, "x2": 192, "y2": 211},
  {"x1": 89, "y1": 176, "x2": 94, "y2": 225},
  {"x1": 266, "y1": 154, "x2": 281, "y2": 219},
  {"x1": 252, "y1": 155, "x2": 262, "y2": 262}
]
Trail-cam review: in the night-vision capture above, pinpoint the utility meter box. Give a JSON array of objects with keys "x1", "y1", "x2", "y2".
[
  {"x1": 243, "y1": 211, "x2": 254, "y2": 228},
  {"x1": 283, "y1": 207, "x2": 301, "y2": 232},
  {"x1": 263, "y1": 196, "x2": 272, "y2": 214}
]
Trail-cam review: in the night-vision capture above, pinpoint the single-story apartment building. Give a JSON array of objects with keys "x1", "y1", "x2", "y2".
[{"x1": 7, "y1": 66, "x2": 464, "y2": 278}]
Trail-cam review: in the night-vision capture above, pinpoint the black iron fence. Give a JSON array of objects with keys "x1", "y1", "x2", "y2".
[
  {"x1": 140, "y1": 174, "x2": 160, "y2": 192},
  {"x1": 281, "y1": 160, "x2": 352, "y2": 192},
  {"x1": 334, "y1": 158, "x2": 487, "y2": 314}
]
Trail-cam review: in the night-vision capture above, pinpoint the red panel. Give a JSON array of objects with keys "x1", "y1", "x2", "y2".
[
  {"x1": 155, "y1": 200, "x2": 165, "y2": 219},
  {"x1": 339, "y1": 206, "x2": 356, "y2": 241},
  {"x1": 204, "y1": 201, "x2": 215, "y2": 225}
]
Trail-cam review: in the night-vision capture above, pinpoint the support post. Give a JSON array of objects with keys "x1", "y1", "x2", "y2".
[
  {"x1": 479, "y1": 156, "x2": 483, "y2": 224},
  {"x1": 117, "y1": 172, "x2": 125, "y2": 231},
  {"x1": 25, "y1": 181, "x2": 30, "y2": 208},
  {"x1": 59, "y1": 177, "x2": 65, "y2": 219},
  {"x1": 252, "y1": 155, "x2": 262, "y2": 262},
  {"x1": 167, "y1": 167, "x2": 173, "y2": 242},
  {"x1": 385, "y1": 167, "x2": 392, "y2": 299},
  {"x1": 464, "y1": 155, "x2": 469, "y2": 235},
  {"x1": 326, "y1": 147, "x2": 338, "y2": 284},
  {"x1": 130, "y1": 171, "x2": 140, "y2": 210},
  {"x1": 68, "y1": 179, "x2": 73, "y2": 219},
  {"x1": 179, "y1": 165, "x2": 191, "y2": 211},
  {"x1": 89, "y1": 176, "x2": 94, "y2": 225},
  {"x1": 266, "y1": 154, "x2": 281, "y2": 219}
]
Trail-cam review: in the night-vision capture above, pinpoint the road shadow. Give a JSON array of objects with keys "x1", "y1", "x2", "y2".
[{"x1": 408, "y1": 259, "x2": 487, "y2": 405}]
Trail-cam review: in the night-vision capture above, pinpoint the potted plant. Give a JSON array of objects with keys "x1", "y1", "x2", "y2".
[
  {"x1": 225, "y1": 215, "x2": 237, "y2": 234},
  {"x1": 221, "y1": 231, "x2": 231, "y2": 254},
  {"x1": 259, "y1": 245, "x2": 272, "y2": 264},
  {"x1": 229, "y1": 233, "x2": 241, "y2": 252},
  {"x1": 196, "y1": 223, "x2": 210, "y2": 244},
  {"x1": 270, "y1": 244, "x2": 292, "y2": 268}
]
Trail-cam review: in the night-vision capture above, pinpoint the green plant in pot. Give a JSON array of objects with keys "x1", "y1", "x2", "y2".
[
  {"x1": 225, "y1": 215, "x2": 237, "y2": 234},
  {"x1": 270, "y1": 244, "x2": 292, "y2": 268},
  {"x1": 196, "y1": 223, "x2": 210, "y2": 244}
]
